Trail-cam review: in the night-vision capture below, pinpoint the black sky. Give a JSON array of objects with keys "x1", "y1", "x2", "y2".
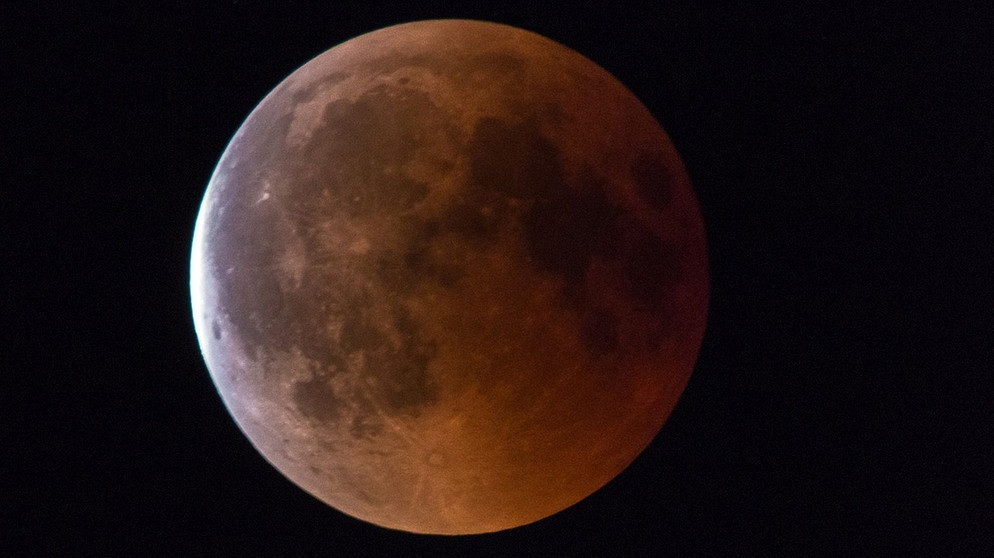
[{"x1": 4, "y1": 2, "x2": 992, "y2": 556}]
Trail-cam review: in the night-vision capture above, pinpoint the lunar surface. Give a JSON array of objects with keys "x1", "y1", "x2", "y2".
[{"x1": 191, "y1": 19, "x2": 708, "y2": 534}]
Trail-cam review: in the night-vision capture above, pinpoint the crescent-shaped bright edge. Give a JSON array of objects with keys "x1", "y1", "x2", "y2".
[{"x1": 191, "y1": 19, "x2": 708, "y2": 534}]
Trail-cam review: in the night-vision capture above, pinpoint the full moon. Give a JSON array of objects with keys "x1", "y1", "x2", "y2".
[{"x1": 191, "y1": 20, "x2": 708, "y2": 534}]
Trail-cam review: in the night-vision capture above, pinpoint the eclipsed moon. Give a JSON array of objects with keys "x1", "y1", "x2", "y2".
[{"x1": 190, "y1": 19, "x2": 708, "y2": 535}]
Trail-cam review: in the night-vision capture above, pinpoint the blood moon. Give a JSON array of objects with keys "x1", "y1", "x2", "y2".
[{"x1": 191, "y1": 19, "x2": 708, "y2": 534}]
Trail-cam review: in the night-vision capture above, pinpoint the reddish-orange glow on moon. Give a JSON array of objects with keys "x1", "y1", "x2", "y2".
[{"x1": 191, "y1": 19, "x2": 708, "y2": 534}]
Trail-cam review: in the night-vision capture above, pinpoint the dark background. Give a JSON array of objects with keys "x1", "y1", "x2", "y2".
[{"x1": 4, "y1": 2, "x2": 991, "y2": 555}]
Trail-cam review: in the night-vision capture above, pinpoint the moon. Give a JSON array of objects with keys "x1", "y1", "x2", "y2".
[{"x1": 191, "y1": 19, "x2": 708, "y2": 535}]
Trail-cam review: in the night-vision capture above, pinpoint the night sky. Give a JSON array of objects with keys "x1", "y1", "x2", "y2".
[{"x1": 5, "y1": 2, "x2": 992, "y2": 555}]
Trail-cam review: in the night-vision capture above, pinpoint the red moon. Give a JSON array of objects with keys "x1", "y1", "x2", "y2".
[{"x1": 191, "y1": 19, "x2": 708, "y2": 534}]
